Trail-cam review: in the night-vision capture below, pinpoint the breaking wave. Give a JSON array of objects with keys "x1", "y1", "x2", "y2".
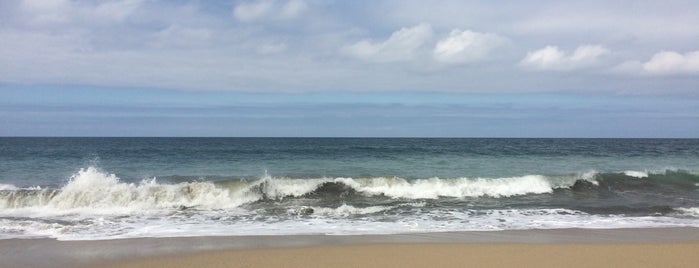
[
  {"x1": 0, "y1": 167, "x2": 239, "y2": 214},
  {"x1": 1, "y1": 167, "x2": 698, "y2": 216},
  {"x1": 1, "y1": 167, "x2": 699, "y2": 240},
  {"x1": 0, "y1": 167, "x2": 598, "y2": 213},
  {"x1": 623, "y1": 171, "x2": 649, "y2": 178},
  {"x1": 0, "y1": 184, "x2": 18, "y2": 191}
]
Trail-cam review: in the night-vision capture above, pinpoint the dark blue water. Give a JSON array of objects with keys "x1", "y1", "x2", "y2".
[
  {"x1": 1, "y1": 138, "x2": 698, "y2": 240},
  {"x1": 2, "y1": 138, "x2": 698, "y2": 186}
]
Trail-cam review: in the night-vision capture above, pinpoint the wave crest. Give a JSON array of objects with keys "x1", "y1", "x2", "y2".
[
  {"x1": 1, "y1": 167, "x2": 240, "y2": 213},
  {"x1": 349, "y1": 176, "x2": 555, "y2": 199},
  {"x1": 10, "y1": 167, "x2": 697, "y2": 214},
  {"x1": 0, "y1": 184, "x2": 19, "y2": 191}
]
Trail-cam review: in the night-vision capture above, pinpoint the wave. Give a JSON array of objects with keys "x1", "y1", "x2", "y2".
[
  {"x1": 0, "y1": 184, "x2": 19, "y2": 191},
  {"x1": 623, "y1": 170, "x2": 649, "y2": 178},
  {"x1": 299, "y1": 204, "x2": 393, "y2": 217},
  {"x1": 592, "y1": 169, "x2": 699, "y2": 192},
  {"x1": 0, "y1": 167, "x2": 241, "y2": 214},
  {"x1": 1, "y1": 167, "x2": 698, "y2": 215},
  {"x1": 676, "y1": 207, "x2": 699, "y2": 216},
  {"x1": 2, "y1": 167, "x2": 699, "y2": 240}
]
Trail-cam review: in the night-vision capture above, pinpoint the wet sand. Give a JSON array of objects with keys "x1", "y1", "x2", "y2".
[
  {"x1": 105, "y1": 243, "x2": 699, "y2": 268},
  {"x1": 3, "y1": 228, "x2": 699, "y2": 267}
]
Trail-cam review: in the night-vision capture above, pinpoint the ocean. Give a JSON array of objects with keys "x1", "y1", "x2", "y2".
[{"x1": 1, "y1": 137, "x2": 698, "y2": 240}]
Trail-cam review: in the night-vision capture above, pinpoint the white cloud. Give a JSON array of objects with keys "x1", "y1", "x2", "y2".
[
  {"x1": 569, "y1": 45, "x2": 608, "y2": 62},
  {"x1": 256, "y1": 42, "x2": 287, "y2": 55},
  {"x1": 643, "y1": 51, "x2": 699, "y2": 75},
  {"x1": 233, "y1": 0, "x2": 307, "y2": 22},
  {"x1": 520, "y1": 45, "x2": 609, "y2": 71},
  {"x1": 342, "y1": 23, "x2": 433, "y2": 63},
  {"x1": 18, "y1": 0, "x2": 143, "y2": 26},
  {"x1": 614, "y1": 50, "x2": 699, "y2": 76},
  {"x1": 280, "y1": 0, "x2": 308, "y2": 19},
  {"x1": 521, "y1": 46, "x2": 565, "y2": 69},
  {"x1": 514, "y1": 2, "x2": 699, "y2": 41},
  {"x1": 432, "y1": 29, "x2": 506, "y2": 64},
  {"x1": 2, "y1": 1, "x2": 697, "y2": 94},
  {"x1": 91, "y1": 0, "x2": 143, "y2": 22},
  {"x1": 19, "y1": 0, "x2": 72, "y2": 24},
  {"x1": 233, "y1": 1, "x2": 273, "y2": 22},
  {"x1": 149, "y1": 26, "x2": 213, "y2": 49}
]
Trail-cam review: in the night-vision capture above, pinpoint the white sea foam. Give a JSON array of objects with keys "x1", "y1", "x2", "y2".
[
  {"x1": 4, "y1": 206, "x2": 699, "y2": 241},
  {"x1": 0, "y1": 167, "x2": 599, "y2": 214},
  {"x1": 624, "y1": 170, "x2": 649, "y2": 178},
  {"x1": 254, "y1": 177, "x2": 326, "y2": 199},
  {"x1": 3, "y1": 167, "x2": 699, "y2": 240},
  {"x1": 0, "y1": 167, "x2": 240, "y2": 214},
  {"x1": 0, "y1": 184, "x2": 18, "y2": 191},
  {"x1": 0, "y1": 218, "x2": 69, "y2": 239},
  {"x1": 350, "y1": 175, "x2": 555, "y2": 199},
  {"x1": 309, "y1": 204, "x2": 393, "y2": 217},
  {"x1": 676, "y1": 207, "x2": 699, "y2": 216},
  {"x1": 242, "y1": 173, "x2": 587, "y2": 200},
  {"x1": 580, "y1": 171, "x2": 600, "y2": 185},
  {"x1": 207, "y1": 175, "x2": 578, "y2": 205}
]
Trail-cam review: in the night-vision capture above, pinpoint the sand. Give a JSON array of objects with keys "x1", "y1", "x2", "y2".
[
  {"x1": 105, "y1": 243, "x2": 699, "y2": 268},
  {"x1": 3, "y1": 228, "x2": 699, "y2": 268}
]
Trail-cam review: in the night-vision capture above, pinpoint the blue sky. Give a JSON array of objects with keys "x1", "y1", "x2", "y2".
[{"x1": 0, "y1": 0, "x2": 698, "y2": 137}]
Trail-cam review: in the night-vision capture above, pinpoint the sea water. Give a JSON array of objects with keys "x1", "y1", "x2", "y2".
[{"x1": 1, "y1": 138, "x2": 698, "y2": 240}]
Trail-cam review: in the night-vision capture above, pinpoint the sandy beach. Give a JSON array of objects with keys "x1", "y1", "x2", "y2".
[
  {"x1": 3, "y1": 228, "x2": 699, "y2": 268},
  {"x1": 106, "y1": 243, "x2": 699, "y2": 268}
]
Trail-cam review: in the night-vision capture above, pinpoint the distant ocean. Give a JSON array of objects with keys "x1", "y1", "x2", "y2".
[{"x1": 1, "y1": 138, "x2": 698, "y2": 240}]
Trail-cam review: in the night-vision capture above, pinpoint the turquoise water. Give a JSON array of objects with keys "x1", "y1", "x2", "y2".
[{"x1": 2, "y1": 138, "x2": 697, "y2": 186}]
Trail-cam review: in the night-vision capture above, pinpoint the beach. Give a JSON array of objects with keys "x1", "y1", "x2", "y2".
[
  {"x1": 3, "y1": 228, "x2": 699, "y2": 267},
  {"x1": 107, "y1": 243, "x2": 699, "y2": 268},
  {"x1": 2, "y1": 0, "x2": 698, "y2": 265}
]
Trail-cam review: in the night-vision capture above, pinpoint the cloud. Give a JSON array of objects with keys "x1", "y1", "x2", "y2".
[
  {"x1": 18, "y1": 0, "x2": 71, "y2": 24},
  {"x1": 233, "y1": 0, "x2": 307, "y2": 22},
  {"x1": 149, "y1": 26, "x2": 213, "y2": 49},
  {"x1": 256, "y1": 42, "x2": 287, "y2": 54},
  {"x1": 280, "y1": 0, "x2": 308, "y2": 18},
  {"x1": 342, "y1": 23, "x2": 433, "y2": 63},
  {"x1": 233, "y1": 1, "x2": 273, "y2": 22},
  {"x1": 1, "y1": 1, "x2": 697, "y2": 94},
  {"x1": 614, "y1": 50, "x2": 699, "y2": 76},
  {"x1": 344, "y1": 24, "x2": 506, "y2": 65},
  {"x1": 432, "y1": 29, "x2": 506, "y2": 64},
  {"x1": 644, "y1": 51, "x2": 699, "y2": 74},
  {"x1": 520, "y1": 45, "x2": 609, "y2": 71},
  {"x1": 91, "y1": 0, "x2": 143, "y2": 22},
  {"x1": 513, "y1": 2, "x2": 699, "y2": 42},
  {"x1": 18, "y1": 0, "x2": 142, "y2": 25}
]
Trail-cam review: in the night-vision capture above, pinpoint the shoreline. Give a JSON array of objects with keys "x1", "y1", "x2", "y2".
[{"x1": 3, "y1": 227, "x2": 699, "y2": 267}]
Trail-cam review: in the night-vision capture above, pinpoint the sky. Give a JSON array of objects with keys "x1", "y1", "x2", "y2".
[{"x1": 0, "y1": 0, "x2": 698, "y2": 137}]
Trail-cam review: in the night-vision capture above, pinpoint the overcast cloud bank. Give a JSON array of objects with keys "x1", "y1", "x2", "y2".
[{"x1": 0, "y1": 0, "x2": 697, "y2": 93}]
